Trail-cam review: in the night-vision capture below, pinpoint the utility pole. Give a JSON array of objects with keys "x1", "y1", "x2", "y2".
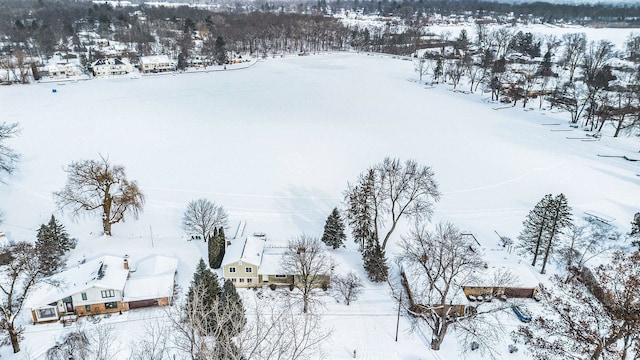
[{"x1": 395, "y1": 289, "x2": 402, "y2": 342}]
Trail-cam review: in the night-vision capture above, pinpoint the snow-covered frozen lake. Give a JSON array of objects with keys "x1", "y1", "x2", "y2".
[{"x1": 1, "y1": 50, "x2": 639, "y2": 359}]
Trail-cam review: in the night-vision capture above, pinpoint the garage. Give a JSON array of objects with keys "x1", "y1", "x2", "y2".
[{"x1": 127, "y1": 299, "x2": 159, "y2": 309}]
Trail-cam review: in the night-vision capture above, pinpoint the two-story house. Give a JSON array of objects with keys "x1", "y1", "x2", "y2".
[{"x1": 30, "y1": 254, "x2": 178, "y2": 324}]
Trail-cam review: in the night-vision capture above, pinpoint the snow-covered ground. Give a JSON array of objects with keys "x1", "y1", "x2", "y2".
[{"x1": 1, "y1": 48, "x2": 639, "y2": 359}]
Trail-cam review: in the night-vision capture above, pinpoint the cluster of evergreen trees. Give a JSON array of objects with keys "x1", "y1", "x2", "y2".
[
  {"x1": 517, "y1": 193, "x2": 572, "y2": 274},
  {"x1": 186, "y1": 258, "x2": 245, "y2": 357}
]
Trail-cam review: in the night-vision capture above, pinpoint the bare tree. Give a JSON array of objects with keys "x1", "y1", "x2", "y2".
[
  {"x1": 332, "y1": 271, "x2": 363, "y2": 305},
  {"x1": 516, "y1": 251, "x2": 640, "y2": 360},
  {"x1": 344, "y1": 157, "x2": 441, "y2": 250},
  {"x1": 0, "y1": 122, "x2": 19, "y2": 182},
  {"x1": 414, "y1": 56, "x2": 430, "y2": 84},
  {"x1": 445, "y1": 59, "x2": 465, "y2": 89},
  {"x1": 399, "y1": 222, "x2": 504, "y2": 352},
  {"x1": 170, "y1": 284, "x2": 328, "y2": 360},
  {"x1": 561, "y1": 33, "x2": 586, "y2": 83},
  {"x1": 54, "y1": 156, "x2": 145, "y2": 236},
  {"x1": 181, "y1": 198, "x2": 228, "y2": 242},
  {"x1": 46, "y1": 324, "x2": 120, "y2": 360},
  {"x1": 0, "y1": 242, "x2": 43, "y2": 353},
  {"x1": 281, "y1": 235, "x2": 332, "y2": 313},
  {"x1": 582, "y1": 40, "x2": 614, "y2": 127},
  {"x1": 129, "y1": 320, "x2": 171, "y2": 360}
]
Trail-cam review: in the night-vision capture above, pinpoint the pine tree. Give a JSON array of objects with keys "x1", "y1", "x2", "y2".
[
  {"x1": 213, "y1": 227, "x2": 226, "y2": 269},
  {"x1": 208, "y1": 227, "x2": 219, "y2": 268},
  {"x1": 35, "y1": 215, "x2": 75, "y2": 275},
  {"x1": 540, "y1": 193, "x2": 572, "y2": 274},
  {"x1": 363, "y1": 239, "x2": 388, "y2": 282},
  {"x1": 220, "y1": 279, "x2": 245, "y2": 338},
  {"x1": 321, "y1": 208, "x2": 347, "y2": 249},
  {"x1": 629, "y1": 212, "x2": 640, "y2": 248},
  {"x1": 187, "y1": 259, "x2": 222, "y2": 334},
  {"x1": 518, "y1": 194, "x2": 553, "y2": 267},
  {"x1": 345, "y1": 170, "x2": 376, "y2": 252}
]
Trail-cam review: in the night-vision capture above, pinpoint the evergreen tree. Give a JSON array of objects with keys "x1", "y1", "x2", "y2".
[
  {"x1": 518, "y1": 194, "x2": 572, "y2": 273},
  {"x1": 35, "y1": 215, "x2": 76, "y2": 275},
  {"x1": 518, "y1": 194, "x2": 553, "y2": 267},
  {"x1": 539, "y1": 193, "x2": 572, "y2": 274},
  {"x1": 321, "y1": 208, "x2": 347, "y2": 249},
  {"x1": 208, "y1": 227, "x2": 219, "y2": 268},
  {"x1": 434, "y1": 57, "x2": 443, "y2": 83},
  {"x1": 363, "y1": 239, "x2": 388, "y2": 282},
  {"x1": 214, "y1": 36, "x2": 227, "y2": 65},
  {"x1": 187, "y1": 259, "x2": 221, "y2": 335},
  {"x1": 213, "y1": 227, "x2": 226, "y2": 269},
  {"x1": 536, "y1": 50, "x2": 554, "y2": 77},
  {"x1": 220, "y1": 279, "x2": 245, "y2": 338},
  {"x1": 345, "y1": 169, "x2": 376, "y2": 252},
  {"x1": 629, "y1": 212, "x2": 640, "y2": 248}
]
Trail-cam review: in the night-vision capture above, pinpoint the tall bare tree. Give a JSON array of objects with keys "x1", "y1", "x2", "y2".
[
  {"x1": 181, "y1": 198, "x2": 228, "y2": 242},
  {"x1": 281, "y1": 235, "x2": 332, "y2": 313},
  {"x1": 0, "y1": 122, "x2": 19, "y2": 182},
  {"x1": 0, "y1": 242, "x2": 43, "y2": 353},
  {"x1": 54, "y1": 156, "x2": 145, "y2": 236},
  {"x1": 344, "y1": 157, "x2": 440, "y2": 250},
  {"x1": 561, "y1": 32, "x2": 586, "y2": 83},
  {"x1": 399, "y1": 222, "x2": 502, "y2": 352}
]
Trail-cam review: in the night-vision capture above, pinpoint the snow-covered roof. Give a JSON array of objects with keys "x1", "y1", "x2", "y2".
[
  {"x1": 140, "y1": 55, "x2": 174, "y2": 64},
  {"x1": 123, "y1": 255, "x2": 178, "y2": 302},
  {"x1": 222, "y1": 235, "x2": 266, "y2": 267},
  {"x1": 464, "y1": 260, "x2": 541, "y2": 289},
  {"x1": 32, "y1": 255, "x2": 130, "y2": 307},
  {"x1": 258, "y1": 246, "x2": 288, "y2": 275}
]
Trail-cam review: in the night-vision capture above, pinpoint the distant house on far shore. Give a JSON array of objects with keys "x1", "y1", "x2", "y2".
[
  {"x1": 139, "y1": 55, "x2": 176, "y2": 73},
  {"x1": 92, "y1": 58, "x2": 133, "y2": 76}
]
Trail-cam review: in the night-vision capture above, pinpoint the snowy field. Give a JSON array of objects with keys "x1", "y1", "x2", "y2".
[{"x1": 1, "y1": 46, "x2": 639, "y2": 358}]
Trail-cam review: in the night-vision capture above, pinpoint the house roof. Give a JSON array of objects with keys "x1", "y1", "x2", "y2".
[
  {"x1": 31, "y1": 255, "x2": 130, "y2": 308},
  {"x1": 140, "y1": 55, "x2": 174, "y2": 64},
  {"x1": 257, "y1": 246, "x2": 288, "y2": 275},
  {"x1": 123, "y1": 255, "x2": 178, "y2": 302},
  {"x1": 463, "y1": 262, "x2": 541, "y2": 289},
  {"x1": 222, "y1": 235, "x2": 266, "y2": 267}
]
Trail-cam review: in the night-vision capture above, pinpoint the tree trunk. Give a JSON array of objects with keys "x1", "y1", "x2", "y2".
[
  {"x1": 103, "y1": 193, "x2": 112, "y2": 236},
  {"x1": 9, "y1": 326, "x2": 20, "y2": 353}
]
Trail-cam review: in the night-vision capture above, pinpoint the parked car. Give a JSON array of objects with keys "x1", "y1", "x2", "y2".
[{"x1": 512, "y1": 305, "x2": 532, "y2": 322}]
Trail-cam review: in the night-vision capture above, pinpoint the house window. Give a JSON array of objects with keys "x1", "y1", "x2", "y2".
[
  {"x1": 81, "y1": 293, "x2": 87, "y2": 300},
  {"x1": 245, "y1": 267, "x2": 252, "y2": 273},
  {"x1": 239, "y1": 278, "x2": 245, "y2": 283},
  {"x1": 275, "y1": 275, "x2": 287, "y2": 278},
  {"x1": 247, "y1": 278, "x2": 253, "y2": 283},
  {"x1": 229, "y1": 267, "x2": 236, "y2": 273},
  {"x1": 104, "y1": 302, "x2": 118, "y2": 309},
  {"x1": 101, "y1": 290, "x2": 115, "y2": 298},
  {"x1": 231, "y1": 278, "x2": 236, "y2": 283},
  {"x1": 85, "y1": 305, "x2": 91, "y2": 312},
  {"x1": 38, "y1": 308, "x2": 57, "y2": 319}
]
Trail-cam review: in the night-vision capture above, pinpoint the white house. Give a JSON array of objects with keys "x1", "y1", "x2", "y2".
[
  {"x1": 29, "y1": 254, "x2": 178, "y2": 324},
  {"x1": 91, "y1": 58, "x2": 133, "y2": 76},
  {"x1": 46, "y1": 63, "x2": 82, "y2": 78},
  {"x1": 139, "y1": 55, "x2": 176, "y2": 73}
]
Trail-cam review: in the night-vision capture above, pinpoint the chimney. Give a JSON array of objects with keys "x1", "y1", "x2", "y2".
[{"x1": 123, "y1": 255, "x2": 129, "y2": 270}]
